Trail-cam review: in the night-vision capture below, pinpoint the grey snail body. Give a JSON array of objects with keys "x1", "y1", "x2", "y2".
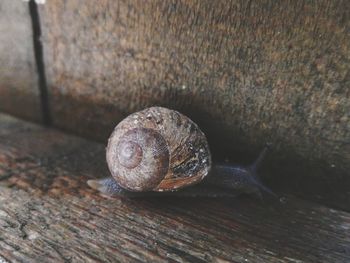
[{"x1": 88, "y1": 107, "x2": 276, "y2": 198}]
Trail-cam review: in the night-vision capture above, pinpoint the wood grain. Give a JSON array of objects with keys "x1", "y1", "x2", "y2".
[{"x1": 0, "y1": 113, "x2": 349, "y2": 263}]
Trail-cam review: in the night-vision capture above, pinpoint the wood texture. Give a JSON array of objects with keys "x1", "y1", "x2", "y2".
[
  {"x1": 0, "y1": 113, "x2": 350, "y2": 263},
  {"x1": 0, "y1": 0, "x2": 41, "y2": 122},
  {"x1": 39, "y1": 0, "x2": 350, "y2": 181}
]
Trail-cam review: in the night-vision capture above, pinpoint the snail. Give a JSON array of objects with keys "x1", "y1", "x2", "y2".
[{"x1": 88, "y1": 107, "x2": 276, "y2": 198}]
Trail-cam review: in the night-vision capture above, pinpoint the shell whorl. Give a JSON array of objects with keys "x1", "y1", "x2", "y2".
[
  {"x1": 106, "y1": 107, "x2": 211, "y2": 192},
  {"x1": 107, "y1": 128, "x2": 169, "y2": 191},
  {"x1": 117, "y1": 139, "x2": 143, "y2": 169}
]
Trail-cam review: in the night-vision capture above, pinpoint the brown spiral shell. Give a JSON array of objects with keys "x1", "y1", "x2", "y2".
[{"x1": 106, "y1": 107, "x2": 212, "y2": 192}]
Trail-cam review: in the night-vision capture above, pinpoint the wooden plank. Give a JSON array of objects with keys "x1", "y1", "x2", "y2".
[
  {"x1": 0, "y1": 0, "x2": 42, "y2": 122},
  {"x1": 0, "y1": 113, "x2": 349, "y2": 263},
  {"x1": 38, "y1": 0, "x2": 350, "y2": 183}
]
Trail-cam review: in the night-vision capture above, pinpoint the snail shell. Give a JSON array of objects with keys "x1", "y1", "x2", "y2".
[{"x1": 106, "y1": 107, "x2": 212, "y2": 192}]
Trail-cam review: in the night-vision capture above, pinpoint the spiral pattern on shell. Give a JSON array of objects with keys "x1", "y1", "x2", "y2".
[{"x1": 106, "y1": 107, "x2": 211, "y2": 192}]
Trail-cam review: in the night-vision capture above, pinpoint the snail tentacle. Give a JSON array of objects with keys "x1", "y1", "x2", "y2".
[
  {"x1": 250, "y1": 143, "x2": 271, "y2": 172},
  {"x1": 206, "y1": 145, "x2": 277, "y2": 199}
]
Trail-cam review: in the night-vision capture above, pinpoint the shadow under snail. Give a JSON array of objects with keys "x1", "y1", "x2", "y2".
[{"x1": 88, "y1": 107, "x2": 277, "y2": 199}]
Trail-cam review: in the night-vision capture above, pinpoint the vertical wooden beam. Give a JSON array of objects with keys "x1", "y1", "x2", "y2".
[{"x1": 0, "y1": 0, "x2": 42, "y2": 122}]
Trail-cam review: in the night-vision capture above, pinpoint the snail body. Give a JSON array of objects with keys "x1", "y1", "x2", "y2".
[{"x1": 88, "y1": 107, "x2": 275, "y2": 198}]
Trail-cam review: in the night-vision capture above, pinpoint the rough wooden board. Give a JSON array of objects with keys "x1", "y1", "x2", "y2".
[
  {"x1": 0, "y1": 0, "x2": 42, "y2": 122},
  {"x1": 0, "y1": 113, "x2": 349, "y2": 263},
  {"x1": 39, "y1": 0, "x2": 350, "y2": 180}
]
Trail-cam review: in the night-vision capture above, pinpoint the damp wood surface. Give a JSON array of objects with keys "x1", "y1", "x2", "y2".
[{"x1": 0, "y1": 113, "x2": 350, "y2": 263}]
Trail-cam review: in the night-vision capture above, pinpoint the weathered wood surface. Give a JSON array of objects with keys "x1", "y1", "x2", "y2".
[
  {"x1": 39, "y1": 0, "x2": 350, "y2": 180},
  {"x1": 0, "y1": 113, "x2": 350, "y2": 263},
  {"x1": 0, "y1": 0, "x2": 42, "y2": 122}
]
